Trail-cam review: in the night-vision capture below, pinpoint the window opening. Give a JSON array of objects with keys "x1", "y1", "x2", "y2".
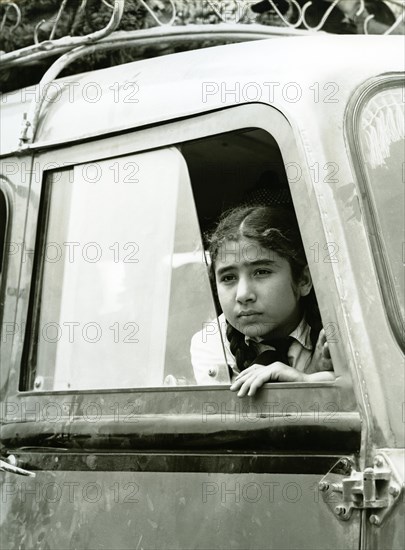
[
  {"x1": 22, "y1": 128, "x2": 335, "y2": 392},
  {"x1": 182, "y1": 129, "x2": 334, "y2": 389}
]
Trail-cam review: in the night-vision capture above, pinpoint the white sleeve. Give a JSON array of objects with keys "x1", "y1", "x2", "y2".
[{"x1": 190, "y1": 317, "x2": 233, "y2": 385}]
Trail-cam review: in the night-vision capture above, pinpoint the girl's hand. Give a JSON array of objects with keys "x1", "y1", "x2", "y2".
[
  {"x1": 230, "y1": 362, "x2": 307, "y2": 397},
  {"x1": 315, "y1": 328, "x2": 334, "y2": 372}
]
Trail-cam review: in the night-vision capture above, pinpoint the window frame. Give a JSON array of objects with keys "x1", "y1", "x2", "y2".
[
  {"x1": 0, "y1": 178, "x2": 12, "y2": 336},
  {"x1": 2, "y1": 104, "x2": 363, "y2": 454},
  {"x1": 345, "y1": 74, "x2": 404, "y2": 350}
]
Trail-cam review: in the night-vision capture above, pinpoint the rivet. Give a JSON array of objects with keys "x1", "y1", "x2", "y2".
[
  {"x1": 374, "y1": 456, "x2": 384, "y2": 468},
  {"x1": 335, "y1": 505, "x2": 346, "y2": 516},
  {"x1": 369, "y1": 514, "x2": 381, "y2": 526},
  {"x1": 86, "y1": 455, "x2": 97, "y2": 470},
  {"x1": 389, "y1": 486, "x2": 399, "y2": 497},
  {"x1": 208, "y1": 368, "x2": 217, "y2": 377}
]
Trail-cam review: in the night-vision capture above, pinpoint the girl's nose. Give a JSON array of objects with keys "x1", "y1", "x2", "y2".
[{"x1": 235, "y1": 276, "x2": 255, "y2": 303}]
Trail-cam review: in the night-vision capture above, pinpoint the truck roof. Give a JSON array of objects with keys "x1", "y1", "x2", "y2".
[{"x1": 0, "y1": 34, "x2": 403, "y2": 155}]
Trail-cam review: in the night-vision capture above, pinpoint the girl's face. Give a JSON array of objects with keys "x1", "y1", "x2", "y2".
[{"x1": 214, "y1": 238, "x2": 312, "y2": 340}]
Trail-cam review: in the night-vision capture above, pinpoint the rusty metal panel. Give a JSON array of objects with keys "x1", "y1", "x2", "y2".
[{"x1": 0, "y1": 469, "x2": 361, "y2": 550}]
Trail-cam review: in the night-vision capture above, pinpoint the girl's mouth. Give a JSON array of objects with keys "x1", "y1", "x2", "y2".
[{"x1": 238, "y1": 310, "x2": 262, "y2": 317}]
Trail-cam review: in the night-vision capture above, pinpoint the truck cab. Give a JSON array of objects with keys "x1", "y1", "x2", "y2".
[{"x1": 0, "y1": 28, "x2": 404, "y2": 550}]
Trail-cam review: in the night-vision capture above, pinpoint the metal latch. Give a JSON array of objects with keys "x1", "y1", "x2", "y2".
[{"x1": 319, "y1": 455, "x2": 403, "y2": 526}]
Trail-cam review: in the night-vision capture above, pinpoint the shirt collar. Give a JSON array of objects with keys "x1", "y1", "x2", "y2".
[
  {"x1": 289, "y1": 317, "x2": 313, "y2": 350},
  {"x1": 244, "y1": 317, "x2": 313, "y2": 351}
]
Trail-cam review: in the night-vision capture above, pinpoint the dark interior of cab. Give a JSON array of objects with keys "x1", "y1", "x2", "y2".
[{"x1": 180, "y1": 128, "x2": 292, "y2": 239}]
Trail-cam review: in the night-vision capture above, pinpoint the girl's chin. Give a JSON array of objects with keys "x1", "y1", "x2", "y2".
[{"x1": 239, "y1": 324, "x2": 275, "y2": 339}]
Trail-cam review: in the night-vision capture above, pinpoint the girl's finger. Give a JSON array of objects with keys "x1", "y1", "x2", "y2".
[
  {"x1": 233, "y1": 369, "x2": 267, "y2": 396},
  {"x1": 230, "y1": 370, "x2": 259, "y2": 391},
  {"x1": 246, "y1": 372, "x2": 271, "y2": 396},
  {"x1": 233, "y1": 369, "x2": 256, "y2": 384},
  {"x1": 322, "y1": 341, "x2": 331, "y2": 359},
  {"x1": 237, "y1": 369, "x2": 273, "y2": 397},
  {"x1": 235, "y1": 376, "x2": 256, "y2": 397},
  {"x1": 319, "y1": 328, "x2": 326, "y2": 346},
  {"x1": 235, "y1": 364, "x2": 264, "y2": 379}
]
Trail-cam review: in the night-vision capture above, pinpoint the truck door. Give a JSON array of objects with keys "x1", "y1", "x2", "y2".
[{"x1": 1, "y1": 104, "x2": 363, "y2": 550}]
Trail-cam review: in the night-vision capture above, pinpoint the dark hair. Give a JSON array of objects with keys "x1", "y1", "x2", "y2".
[{"x1": 207, "y1": 205, "x2": 322, "y2": 371}]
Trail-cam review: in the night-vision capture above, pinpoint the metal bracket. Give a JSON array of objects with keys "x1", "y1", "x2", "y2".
[
  {"x1": 319, "y1": 454, "x2": 403, "y2": 526},
  {"x1": 0, "y1": 455, "x2": 35, "y2": 477}
]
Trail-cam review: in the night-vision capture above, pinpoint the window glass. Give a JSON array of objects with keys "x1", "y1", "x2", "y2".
[
  {"x1": 25, "y1": 148, "x2": 223, "y2": 390},
  {"x1": 355, "y1": 85, "x2": 404, "y2": 327}
]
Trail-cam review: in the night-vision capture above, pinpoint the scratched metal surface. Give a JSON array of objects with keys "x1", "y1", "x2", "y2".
[{"x1": 0, "y1": 469, "x2": 362, "y2": 550}]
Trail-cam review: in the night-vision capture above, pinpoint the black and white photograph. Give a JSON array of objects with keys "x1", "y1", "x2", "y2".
[{"x1": 0, "y1": 1, "x2": 404, "y2": 549}]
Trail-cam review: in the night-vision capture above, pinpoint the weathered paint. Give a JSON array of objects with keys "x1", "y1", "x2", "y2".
[
  {"x1": 1, "y1": 469, "x2": 362, "y2": 550},
  {"x1": 0, "y1": 34, "x2": 404, "y2": 550}
]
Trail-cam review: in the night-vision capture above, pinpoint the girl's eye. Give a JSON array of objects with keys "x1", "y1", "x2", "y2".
[
  {"x1": 220, "y1": 274, "x2": 237, "y2": 283},
  {"x1": 254, "y1": 269, "x2": 272, "y2": 276}
]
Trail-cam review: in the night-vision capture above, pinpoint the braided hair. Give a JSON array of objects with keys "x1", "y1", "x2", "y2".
[{"x1": 207, "y1": 205, "x2": 322, "y2": 371}]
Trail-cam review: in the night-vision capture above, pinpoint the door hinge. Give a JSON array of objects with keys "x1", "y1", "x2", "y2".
[{"x1": 318, "y1": 454, "x2": 403, "y2": 526}]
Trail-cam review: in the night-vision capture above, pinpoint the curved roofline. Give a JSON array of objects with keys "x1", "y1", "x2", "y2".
[{"x1": 0, "y1": 35, "x2": 404, "y2": 155}]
